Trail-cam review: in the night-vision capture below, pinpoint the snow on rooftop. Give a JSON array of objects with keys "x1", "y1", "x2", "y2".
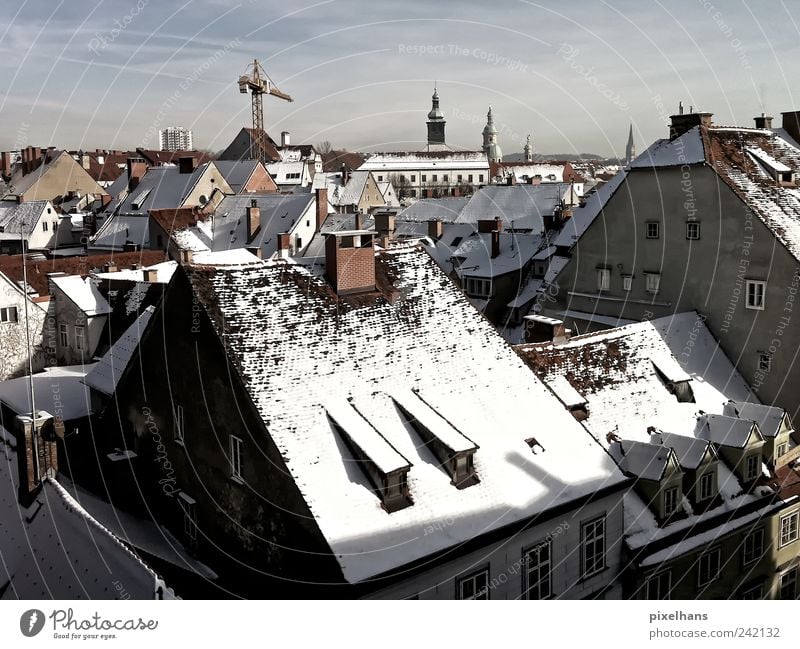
[
  {"x1": 84, "y1": 306, "x2": 154, "y2": 396},
  {"x1": 746, "y1": 146, "x2": 792, "y2": 173},
  {"x1": 51, "y1": 275, "x2": 111, "y2": 316},
  {"x1": 723, "y1": 400, "x2": 788, "y2": 438},
  {"x1": 392, "y1": 389, "x2": 477, "y2": 454},
  {"x1": 545, "y1": 375, "x2": 586, "y2": 409},
  {"x1": 629, "y1": 126, "x2": 706, "y2": 168},
  {"x1": 93, "y1": 261, "x2": 177, "y2": 284},
  {"x1": 187, "y1": 242, "x2": 625, "y2": 583},
  {"x1": 192, "y1": 248, "x2": 261, "y2": 265},
  {"x1": 0, "y1": 365, "x2": 95, "y2": 421}
]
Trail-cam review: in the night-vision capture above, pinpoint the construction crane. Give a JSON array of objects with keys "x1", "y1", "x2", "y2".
[{"x1": 238, "y1": 59, "x2": 293, "y2": 165}]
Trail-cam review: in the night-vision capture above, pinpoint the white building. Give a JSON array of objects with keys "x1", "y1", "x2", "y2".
[{"x1": 159, "y1": 126, "x2": 194, "y2": 151}]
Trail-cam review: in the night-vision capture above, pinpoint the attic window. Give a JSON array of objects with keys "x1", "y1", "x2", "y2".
[
  {"x1": 450, "y1": 236, "x2": 463, "y2": 247},
  {"x1": 525, "y1": 437, "x2": 545, "y2": 454}
]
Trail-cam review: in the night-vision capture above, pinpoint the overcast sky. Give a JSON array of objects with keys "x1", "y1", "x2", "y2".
[{"x1": 1, "y1": 0, "x2": 799, "y2": 157}]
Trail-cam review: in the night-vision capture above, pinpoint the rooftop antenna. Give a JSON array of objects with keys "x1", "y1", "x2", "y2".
[{"x1": 678, "y1": 101, "x2": 684, "y2": 115}]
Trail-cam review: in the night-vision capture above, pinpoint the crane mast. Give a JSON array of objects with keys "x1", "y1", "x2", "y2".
[{"x1": 237, "y1": 59, "x2": 293, "y2": 164}]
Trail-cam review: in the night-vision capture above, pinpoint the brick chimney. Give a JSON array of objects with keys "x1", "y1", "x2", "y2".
[
  {"x1": 179, "y1": 156, "x2": 197, "y2": 174},
  {"x1": 142, "y1": 268, "x2": 159, "y2": 282},
  {"x1": 16, "y1": 412, "x2": 59, "y2": 507},
  {"x1": 281, "y1": 131, "x2": 290, "y2": 147},
  {"x1": 126, "y1": 158, "x2": 146, "y2": 191},
  {"x1": 246, "y1": 199, "x2": 260, "y2": 240},
  {"x1": 427, "y1": 220, "x2": 443, "y2": 240},
  {"x1": 179, "y1": 249, "x2": 193, "y2": 263},
  {"x1": 1, "y1": 151, "x2": 12, "y2": 178},
  {"x1": 354, "y1": 212, "x2": 365, "y2": 231},
  {"x1": 374, "y1": 213, "x2": 396, "y2": 236},
  {"x1": 669, "y1": 107, "x2": 713, "y2": 139},
  {"x1": 325, "y1": 231, "x2": 376, "y2": 294},
  {"x1": 316, "y1": 187, "x2": 329, "y2": 230},
  {"x1": 754, "y1": 113, "x2": 773, "y2": 130},
  {"x1": 478, "y1": 217, "x2": 503, "y2": 233},
  {"x1": 491, "y1": 229, "x2": 501, "y2": 258},
  {"x1": 781, "y1": 111, "x2": 800, "y2": 145}
]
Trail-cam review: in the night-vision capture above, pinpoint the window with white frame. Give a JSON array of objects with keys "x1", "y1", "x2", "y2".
[
  {"x1": 742, "y1": 528, "x2": 764, "y2": 565},
  {"x1": 463, "y1": 276, "x2": 492, "y2": 298},
  {"x1": 686, "y1": 221, "x2": 701, "y2": 240},
  {"x1": 457, "y1": 567, "x2": 489, "y2": 600},
  {"x1": 698, "y1": 472, "x2": 715, "y2": 501},
  {"x1": 758, "y1": 353, "x2": 772, "y2": 372},
  {"x1": 646, "y1": 222, "x2": 660, "y2": 239},
  {"x1": 42, "y1": 221, "x2": 48, "y2": 232},
  {"x1": 74, "y1": 325, "x2": 85, "y2": 352},
  {"x1": 780, "y1": 511, "x2": 799, "y2": 547},
  {"x1": 740, "y1": 583, "x2": 763, "y2": 600},
  {"x1": 780, "y1": 567, "x2": 798, "y2": 599},
  {"x1": 745, "y1": 453, "x2": 761, "y2": 481},
  {"x1": 746, "y1": 280, "x2": 766, "y2": 310},
  {"x1": 230, "y1": 434, "x2": 243, "y2": 481},
  {"x1": 596, "y1": 268, "x2": 611, "y2": 292},
  {"x1": 174, "y1": 405, "x2": 184, "y2": 444},
  {"x1": 697, "y1": 547, "x2": 721, "y2": 586},
  {"x1": 622, "y1": 274, "x2": 633, "y2": 292},
  {"x1": 645, "y1": 272, "x2": 661, "y2": 294},
  {"x1": 0, "y1": 306, "x2": 18, "y2": 323},
  {"x1": 777, "y1": 441, "x2": 789, "y2": 458},
  {"x1": 581, "y1": 515, "x2": 606, "y2": 578},
  {"x1": 523, "y1": 541, "x2": 552, "y2": 600},
  {"x1": 663, "y1": 486, "x2": 680, "y2": 516},
  {"x1": 645, "y1": 571, "x2": 671, "y2": 599},
  {"x1": 59, "y1": 323, "x2": 68, "y2": 347}
]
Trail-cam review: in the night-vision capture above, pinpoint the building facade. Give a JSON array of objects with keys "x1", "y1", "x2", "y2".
[{"x1": 159, "y1": 127, "x2": 194, "y2": 151}]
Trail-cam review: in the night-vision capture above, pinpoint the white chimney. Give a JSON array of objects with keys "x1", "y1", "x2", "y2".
[{"x1": 281, "y1": 131, "x2": 290, "y2": 147}]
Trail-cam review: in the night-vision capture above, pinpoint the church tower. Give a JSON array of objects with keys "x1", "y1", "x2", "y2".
[
  {"x1": 426, "y1": 86, "x2": 446, "y2": 148},
  {"x1": 523, "y1": 134, "x2": 533, "y2": 162},
  {"x1": 625, "y1": 124, "x2": 635, "y2": 164},
  {"x1": 482, "y1": 106, "x2": 503, "y2": 163}
]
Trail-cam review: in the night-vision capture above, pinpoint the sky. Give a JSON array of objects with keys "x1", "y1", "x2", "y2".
[{"x1": 1, "y1": 0, "x2": 799, "y2": 157}]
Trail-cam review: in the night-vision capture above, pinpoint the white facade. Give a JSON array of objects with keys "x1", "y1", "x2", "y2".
[
  {"x1": 159, "y1": 127, "x2": 193, "y2": 151},
  {"x1": 0, "y1": 273, "x2": 46, "y2": 380}
]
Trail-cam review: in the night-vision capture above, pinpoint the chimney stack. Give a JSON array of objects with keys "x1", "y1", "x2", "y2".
[
  {"x1": 340, "y1": 163, "x2": 349, "y2": 186},
  {"x1": 142, "y1": 268, "x2": 159, "y2": 282},
  {"x1": 179, "y1": 156, "x2": 197, "y2": 174},
  {"x1": 354, "y1": 212, "x2": 365, "y2": 231},
  {"x1": 324, "y1": 231, "x2": 376, "y2": 294},
  {"x1": 754, "y1": 113, "x2": 774, "y2": 130},
  {"x1": 277, "y1": 232, "x2": 291, "y2": 257},
  {"x1": 427, "y1": 220, "x2": 443, "y2": 240},
  {"x1": 316, "y1": 187, "x2": 329, "y2": 230},
  {"x1": 491, "y1": 228, "x2": 501, "y2": 258},
  {"x1": 126, "y1": 158, "x2": 146, "y2": 192},
  {"x1": 246, "y1": 199, "x2": 260, "y2": 240},
  {"x1": 374, "y1": 213, "x2": 396, "y2": 236},
  {"x1": 179, "y1": 249, "x2": 193, "y2": 264},
  {"x1": 478, "y1": 218, "x2": 503, "y2": 233},
  {"x1": 16, "y1": 412, "x2": 58, "y2": 507},
  {"x1": 781, "y1": 111, "x2": 800, "y2": 145},
  {"x1": 669, "y1": 110, "x2": 713, "y2": 139},
  {"x1": 281, "y1": 131, "x2": 290, "y2": 147}
]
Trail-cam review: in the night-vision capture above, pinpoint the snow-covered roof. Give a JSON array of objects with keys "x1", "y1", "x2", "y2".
[
  {"x1": 652, "y1": 431, "x2": 712, "y2": 471},
  {"x1": 0, "y1": 365, "x2": 95, "y2": 421},
  {"x1": 629, "y1": 126, "x2": 706, "y2": 168},
  {"x1": 451, "y1": 230, "x2": 541, "y2": 279},
  {"x1": 312, "y1": 171, "x2": 372, "y2": 207},
  {"x1": 696, "y1": 414, "x2": 761, "y2": 449},
  {"x1": 90, "y1": 213, "x2": 150, "y2": 251},
  {"x1": 395, "y1": 197, "x2": 470, "y2": 223},
  {"x1": 185, "y1": 242, "x2": 626, "y2": 583},
  {"x1": 84, "y1": 307, "x2": 154, "y2": 396},
  {"x1": 723, "y1": 400, "x2": 790, "y2": 438},
  {"x1": 359, "y1": 151, "x2": 489, "y2": 172},
  {"x1": 50, "y1": 275, "x2": 111, "y2": 316},
  {"x1": 93, "y1": 260, "x2": 177, "y2": 284},
  {"x1": 0, "y1": 200, "x2": 49, "y2": 238},
  {"x1": 544, "y1": 374, "x2": 586, "y2": 408},
  {"x1": 0, "y1": 426, "x2": 171, "y2": 598},
  {"x1": 612, "y1": 439, "x2": 675, "y2": 481}
]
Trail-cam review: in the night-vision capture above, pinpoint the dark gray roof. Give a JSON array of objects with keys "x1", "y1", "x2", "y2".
[
  {"x1": 652, "y1": 432, "x2": 713, "y2": 470},
  {"x1": 213, "y1": 160, "x2": 258, "y2": 193},
  {"x1": 116, "y1": 165, "x2": 206, "y2": 213},
  {"x1": 613, "y1": 439, "x2": 675, "y2": 481},
  {"x1": 723, "y1": 401, "x2": 789, "y2": 439},
  {"x1": 696, "y1": 414, "x2": 762, "y2": 448}
]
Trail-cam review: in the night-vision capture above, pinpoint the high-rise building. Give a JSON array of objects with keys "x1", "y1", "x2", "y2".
[{"x1": 159, "y1": 126, "x2": 194, "y2": 151}]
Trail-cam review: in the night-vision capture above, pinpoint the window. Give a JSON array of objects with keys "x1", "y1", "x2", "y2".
[
  {"x1": 464, "y1": 277, "x2": 492, "y2": 298},
  {"x1": 74, "y1": 325, "x2": 85, "y2": 352},
  {"x1": 42, "y1": 221, "x2": 48, "y2": 232},
  {"x1": 0, "y1": 306, "x2": 18, "y2": 323},
  {"x1": 686, "y1": 221, "x2": 701, "y2": 240},
  {"x1": 432, "y1": 174, "x2": 437, "y2": 182},
  {"x1": 443, "y1": 175, "x2": 448, "y2": 183},
  {"x1": 758, "y1": 353, "x2": 772, "y2": 372},
  {"x1": 457, "y1": 174, "x2": 463, "y2": 182},
  {"x1": 780, "y1": 568, "x2": 798, "y2": 599},
  {"x1": 468, "y1": 174, "x2": 474, "y2": 182},
  {"x1": 230, "y1": 434, "x2": 243, "y2": 481},
  {"x1": 745, "y1": 453, "x2": 760, "y2": 481},
  {"x1": 777, "y1": 441, "x2": 789, "y2": 458},
  {"x1": 663, "y1": 486, "x2": 680, "y2": 516},
  {"x1": 59, "y1": 323, "x2": 68, "y2": 347},
  {"x1": 174, "y1": 405, "x2": 184, "y2": 444},
  {"x1": 646, "y1": 222, "x2": 659, "y2": 239},
  {"x1": 581, "y1": 515, "x2": 606, "y2": 578},
  {"x1": 596, "y1": 268, "x2": 611, "y2": 292},
  {"x1": 421, "y1": 174, "x2": 427, "y2": 182},
  {"x1": 740, "y1": 583, "x2": 763, "y2": 600},
  {"x1": 411, "y1": 175, "x2": 416, "y2": 182},
  {"x1": 645, "y1": 272, "x2": 661, "y2": 294},
  {"x1": 377, "y1": 175, "x2": 383, "y2": 181},
  {"x1": 698, "y1": 472, "x2": 715, "y2": 501},
  {"x1": 780, "y1": 511, "x2": 799, "y2": 547},
  {"x1": 622, "y1": 275, "x2": 633, "y2": 292},
  {"x1": 697, "y1": 547, "x2": 721, "y2": 586},
  {"x1": 479, "y1": 174, "x2": 484, "y2": 182},
  {"x1": 53, "y1": 221, "x2": 58, "y2": 231},
  {"x1": 523, "y1": 541, "x2": 552, "y2": 599},
  {"x1": 179, "y1": 492, "x2": 197, "y2": 542},
  {"x1": 746, "y1": 280, "x2": 766, "y2": 310},
  {"x1": 457, "y1": 568, "x2": 489, "y2": 600},
  {"x1": 645, "y1": 571, "x2": 671, "y2": 599},
  {"x1": 742, "y1": 528, "x2": 764, "y2": 565}
]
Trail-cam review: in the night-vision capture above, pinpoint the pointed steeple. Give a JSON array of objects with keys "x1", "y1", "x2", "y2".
[
  {"x1": 482, "y1": 106, "x2": 503, "y2": 163},
  {"x1": 426, "y1": 85, "x2": 445, "y2": 146},
  {"x1": 625, "y1": 124, "x2": 635, "y2": 164},
  {"x1": 524, "y1": 134, "x2": 533, "y2": 162}
]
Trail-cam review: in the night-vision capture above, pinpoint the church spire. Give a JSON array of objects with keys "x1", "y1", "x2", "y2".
[
  {"x1": 625, "y1": 124, "x2": 635, "y2": 164},
  {"x1": 427, "y1": 85, "x2": 445, "y2": 147},
  {"x1": 524, "y1": 134, "x2": 533, "y2": 162}
]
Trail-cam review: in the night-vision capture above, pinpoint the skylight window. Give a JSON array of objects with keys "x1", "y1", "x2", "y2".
[{"x1": 525, "y1": 437, "x2": 545, "y2": 454}]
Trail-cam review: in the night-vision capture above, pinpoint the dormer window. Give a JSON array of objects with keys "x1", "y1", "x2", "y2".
[
  {"x1": 697, "y1": 471, "x2": 715, "y2": 501},
  {"x1": 663, "y1": 485, "x2": 680, "y2": 516},
  {"x1": 745, "y1": 453, "x2": 761, "y2": 482}
]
